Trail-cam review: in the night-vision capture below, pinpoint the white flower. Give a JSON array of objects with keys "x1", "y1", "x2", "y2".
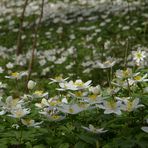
[
  {"x1": 85, "y1": 94, "x2": 103, "y2": 105},
  {"x1": 115, "y1": 68, "x2": 133, "y2": 79},
  {"x1": 49, "y1": 75, "x2": 69, "y2": 84},
  {"x1": 89, "y1": 85, "x2": 101, "y2": 95},
  {"x1": 35, "y1": 96, "x2": 60, "y2": 108},
  {"x1": 98, "y1": 100, "x2": 122, "y2": 115},
  {"x1": 143, "y1": 87, "x2": 148, "y2": 93},
  {"x1": 115, "y1": 97, "x2": 131, "y2": 104},
  {"x1": 132, "y1": 50, "x2": 146, "y2": 65},
  {"x1": 74, "y1": 80, "x2": 91, "y2": 89},
  {"x1": 65, "y1": 62, "x2": 75, "y2": 70},
  {"x1": 82, "y1": 124, "x2": 107, "y2": 134},
  {"x1": 0, "y1": 110, "x2": 6, "y2": 115},
  {"x1": 0, "y1": 96, "x2": 24, "y2": 113},
  {"x1": 45, "y1": 114, "x2": 65, "y2": 121},
  {"x1": 55, "y1": 57, "x2": 66, "y2": 64},
  {"x1": 41, "y1": 67, "x2": 50, "y2": 76},
  {"x1": 33, "y1": 90, "x2": 48, "y2": 98},
  {"x1": 5, "y1": 71, "x2": 28, "y2": 80},
  {"x1": 35, "y1": 98, "x2": 50, "y2": 108},
  {"x1": 8, "y1": 107, "x2": 30, "y2": 118},
  {"x1": 112, "y1": 78, "x2": 134, "y2": 89},
  {"x1": 122, "y1": 98, "x2": 144, "y2": 112},
  {"x1": 104, "y1": 40, "x2": 111, "y2": 50},
  {"x1": 57, "y1": 103, "x2": 90, "y2": 114},
  {"x1": 0, "y1": 67, "x2": 4, "y2": 73},
  {"x1": 61, "y1": 98, "x2": 68, "y2": 104},
  {"x1": 12, "y1": 124, "x2": 20, "y2": 129},
  {"x1": 141, "y1": 127, "x2": 148, "y2": 133},
  {"x1": 133, "y1": 74, "x2": 148, "y2": 83},
  {"x1": 6, "y1": 62, "x2": 14, "y2": 69},
  {"x1": 21, "y1": 119, "x2": 43, "y2": 128},
  {"x1": 93, "y1": 60, "x2": 116, "y2": 69},
  {"x1": 21, "y1": 94, "x2": 33, "y2": 100},
  {"x1": 27, "y1": 80, "x2": 36, "y2": 90},
  {"x1": 141, "y1": 119, "x2": 148, "y2": 133},
  {"x1": 39, "y1": 59, "x2": 46, "y2": 66},
  {"x1": 0, "y1": 82, "x2": 7, "y2": 89},
  {"x1": 58, "y1": 80, "x2": 92, "y2": 91}
]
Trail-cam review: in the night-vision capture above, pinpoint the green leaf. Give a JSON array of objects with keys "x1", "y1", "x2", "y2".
[
  {"x1": 79, "y1": 135, "x2": 96, "y2": 145},
  {"x1": 74, "y1": 141, "x2": 89, "y2": 148},
  {"x1": 59, "y1": 143, "x2": 69, "y2": 148},
  {"x1": 33, "y1": 144, "x2": 46, "y2": 148},
  {"x1": 25, "y1": 142, "x2": 32, "y2": 148},
  {"x1": 0, "y1": 144, "x2": 7, "y2": 148}
]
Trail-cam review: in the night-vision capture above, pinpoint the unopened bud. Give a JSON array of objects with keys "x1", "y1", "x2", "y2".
[{"x1": 27, "y1": 80, "x2": 36, "y2": 90}]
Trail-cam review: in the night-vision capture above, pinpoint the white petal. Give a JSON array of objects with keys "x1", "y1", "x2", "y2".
[{"x1": 141, "y1": 127, "x2": 148, "y2": 133}]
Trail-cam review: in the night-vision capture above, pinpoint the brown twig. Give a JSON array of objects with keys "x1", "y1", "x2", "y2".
[
  {"x1": 26, "y1": 0, "x2": 45, "y2": 91},
  {"x1": 16, "y1": 0, "x2": 29, "y2": 55}
]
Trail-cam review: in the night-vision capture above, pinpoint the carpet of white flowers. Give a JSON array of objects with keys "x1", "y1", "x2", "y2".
[{"x1": 0, "y1": 0, "x2": 148, "y2": 148}]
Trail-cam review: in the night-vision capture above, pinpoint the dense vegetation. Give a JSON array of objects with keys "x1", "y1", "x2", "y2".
[{"x1": 0, "y1": 0, "x2": 148, "y2": 148}]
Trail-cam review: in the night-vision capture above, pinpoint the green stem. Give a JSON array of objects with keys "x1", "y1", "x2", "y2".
[
  {"x1": 126, "y1": 79, "x2": 132, "y2": 97},
  {"x1": 124, "y1": 40, "x2": 129, "y2": 68},
  {"x1": 107, "y1": 69, "x2": 111, "y2": 87},
  {"x1": 96, "y1": 140, "x2": 99, "y2": 148},
  {"x1": 143, "y1": 23, "x2": 147, "y2": 43},
  {"x1": 19, "y1": 124, "x2": 23, "y2": 145}
]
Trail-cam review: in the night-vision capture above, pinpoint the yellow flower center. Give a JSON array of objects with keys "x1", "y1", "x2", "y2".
[
  {"x1": 89, "y1": 94, "x2": 97, "y2": 100},
  {"x1": 52, "y1": 115, "x2": 60, "y2": 120},
  {"x1": 50, "y1": 101, "x2": 60, "y2": 106},
  {"x1": 11, "y1": 98, "x2": 19, "y2": 107},
  {"x1": 69, "y1": 108, "x2": 74, "y2": 113},
  {"x1": 11, "y1": 72, "x2": 19, "y2": 77},
  {"x1": 126, "y1": 101, "x2": 132, "y2": 112},
  {"x1": 34, "y1": 90, "x2": 43, "y2": 95},
  {"x1": 136, "y1": 52, "x2": 142, "y2": 59},
  {"x1": 75, "y1": 91, "x2": 83, "y2": 97},
  {"x1": 55, "y1": 76, "x2": 62, "y2": 81},
  {"x1": 15, "y1": 110, "x2": 24, "y2": 118},
  {"x1": 104, "y1": 61, "x2": 111, "y2": 64},
  {"x1": 134, "y1": 76, "x2": 142, "y2": 81},
  {"x1": 123, "y1": 69, "x2": 129, "y2": 77},
  {"x1": 74, "y1": 82, "x2": 84, "y2": 87},
  {"x1": 23, "y1": 119, "x2": 33, "y2": 125},
  {"x1": 108, "y1": 101, "x2": 116, "y2": 109}
]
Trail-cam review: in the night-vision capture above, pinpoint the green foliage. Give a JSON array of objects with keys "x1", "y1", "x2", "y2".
[{"x1": 0, "y1": 0, "x2": 148, "y2": 148}]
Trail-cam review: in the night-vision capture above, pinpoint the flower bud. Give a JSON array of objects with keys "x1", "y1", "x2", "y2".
[
  {"x1": 89, "y1": 85, "x2": 101, "y2": 95},
  {"x1": 27, "y1": 80, "x2": 36, "y2": 90}
]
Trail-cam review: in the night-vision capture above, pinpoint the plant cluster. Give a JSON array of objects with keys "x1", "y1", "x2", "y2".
[{"x1": 0, "y1": 0, "x2": 148, "y2": 148}]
